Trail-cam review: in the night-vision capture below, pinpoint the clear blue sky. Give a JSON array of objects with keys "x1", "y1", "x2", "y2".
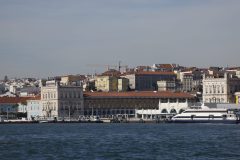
[{"x1": 0, "y1": 0, "x2": 239, "y2": 79}]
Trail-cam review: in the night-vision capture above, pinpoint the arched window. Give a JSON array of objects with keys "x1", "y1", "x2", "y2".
[
  {"x1": 161, "y1": 109, "x2": 168, "y2": 113},
  {"x1": 170, "y1": 109, "x2": 177, "y2": 114}
]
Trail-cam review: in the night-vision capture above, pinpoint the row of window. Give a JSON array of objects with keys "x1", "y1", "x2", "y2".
[
  {"x1": 205, "y1": 98, "x2": 225, "y2": 103},
  {"x1": 42, "y1": 106, "x2": 56, "y2": 111},
  {"x1": 42, "y1": 91, "x2": 82, "y2": 99},
  {"x1": 205, "y1": 85, "x2": 224, "y2": 94},
  {"x1": 42, "y1": 102, "x2": 56, "y2": 108},
  {"x1": 63, "y1": 102, "x2": 82, "y2": 105},
  {"x1": 59, "y1": 106, "x2": 82, "y2": 111},
  {"x1": 29, "y1": 106, "x2": 40, "y2": 111},
  {"x1": 42, "y1": 93, "x2": 56, "y2": 99},
  {"x1": 60, "y1": 91, "x2": 82, "y2": 99}
]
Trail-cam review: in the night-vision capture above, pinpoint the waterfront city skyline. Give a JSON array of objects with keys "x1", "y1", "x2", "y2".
[{"x1": 0, "y1": 0, "x2": 240, "y2": 79}]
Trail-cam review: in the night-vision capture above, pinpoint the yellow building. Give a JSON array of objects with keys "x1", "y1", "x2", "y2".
[
  {"x1": 235, "y1": 92, "x2": 240, "y2": 104},
  {"x1": 95, "y1": 76, "x2": 118, "y2": 92},
  {"x1": 61, "y1": 75, "x2": 82, "y2": 85}
]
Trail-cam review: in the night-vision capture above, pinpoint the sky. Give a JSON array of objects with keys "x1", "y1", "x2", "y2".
[{"x1": 0, "y1": 0, "x2": 240, "y2": 79}]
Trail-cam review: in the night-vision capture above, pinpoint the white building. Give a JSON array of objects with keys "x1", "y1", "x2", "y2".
[
  {"x1": 203, "y1": 73, "x2": 240, "y2": 103},
  {"x1": 41, "y1": 80, "x2": 84, "y2": 120},
  {"x1": 9, "y1": 85, "x2": 18, "y2": 94},
  {"x1": 26, "y1": 99, "x2": 42, "y2": 121},
  {"x1": 136, "y1": 98, "x2": 193, "y2": 120}
]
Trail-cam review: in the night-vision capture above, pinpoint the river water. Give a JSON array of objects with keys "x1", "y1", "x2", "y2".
[{"x1": 0, "y1": 123, "x2": 240, "y2": 160}]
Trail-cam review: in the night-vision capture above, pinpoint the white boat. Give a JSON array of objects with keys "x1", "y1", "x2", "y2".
[
  {"x1": 38, "y1": 120, "x2": 49, "y2": 123},
  {"x1": 89, "y1": 116, "x2": 103, "y2": 123},
  {"x1": 171, "y1": 104, "x2": 240, "y2": 124}
]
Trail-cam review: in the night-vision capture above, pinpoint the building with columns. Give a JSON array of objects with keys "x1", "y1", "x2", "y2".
[
  {"x1": 83, "y1": 91, "x2": 195, "y2": 119},
  {"x1": 41, "y1": 80, "x2": 84, "y2": 120},
  {"x1": 202, "y1": 73, "x2": 240, "y2": 103}
]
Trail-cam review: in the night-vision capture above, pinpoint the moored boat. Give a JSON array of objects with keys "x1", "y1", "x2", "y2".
[{"x1": 171, "y1": 104, "x2": 240, "y2": 124}]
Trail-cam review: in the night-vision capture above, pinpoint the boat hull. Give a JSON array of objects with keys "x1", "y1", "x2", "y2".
[{"x1": 171, "y1": 120, "x2": 240, "y2": 124}]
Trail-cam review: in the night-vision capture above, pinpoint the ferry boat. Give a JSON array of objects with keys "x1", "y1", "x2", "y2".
[{"x1": 171, "y1": 104, "x2": 240, "y2": 124}]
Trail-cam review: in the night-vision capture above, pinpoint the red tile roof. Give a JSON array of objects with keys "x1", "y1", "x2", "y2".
[
  {"x1": 101, "y1": 69, "x2": 121, "y2": 76},
  {"x1": 0, "y1": 96, "x2": 40, "y2": 104},
  {"x1": 156, "y1": 64, "x2": 173, "y2": 69},
  {"x1": 84, "y1": 91, "x2": 194, "y2": 99}
]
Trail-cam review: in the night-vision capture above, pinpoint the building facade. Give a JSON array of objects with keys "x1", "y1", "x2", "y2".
[
  {"x1": 203, "y1": 73, "x2": 240, "y2": 103},
  {"x1": 26, "y1": 99, "x2": 42, "y2": 120},
  {"x1": 60, "y1": 75, "x2": 84, "y2": 86},
  {"x1": 157, "y1": 80, "x2": 177, "y2": 91},
  {"x1": 41, "y1": 80, "x2": 84, "y2": 120},
  {"x1": 118, "y1": 78, "x2": 129, "y2": 92},
  {"x1": 95, "y1": 76, "x2": 118, "y2": 92},
  {"x1": 83, "y1": 91, "x2": 195, "y2": 118},
  {"x1": 181, "y1": 73, "x2": 193, "y2": 92},
  {"x1": 151, "y1": 64, "x2": 175, "y2": 72},
  {"x1": 0, "y1": 97, "x2": 33, "y2": 119},
  {"x1": 124, "y1": 72, "x2": 177, "y2": 91}
]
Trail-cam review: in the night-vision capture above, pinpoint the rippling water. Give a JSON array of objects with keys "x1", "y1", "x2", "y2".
[{"x1": 0, "y1": 123, "x2": 240, "y2": 160}]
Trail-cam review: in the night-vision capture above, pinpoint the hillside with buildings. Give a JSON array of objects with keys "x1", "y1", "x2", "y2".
[{"x1": 1, "y1": 63, "x2": 240, "y2": 122}]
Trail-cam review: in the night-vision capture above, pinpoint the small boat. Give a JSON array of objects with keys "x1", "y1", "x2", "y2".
[
  {"x1": 171, "y1": 103, "x2": 240, "y2": 124},
  {"x1": 38, "y1": 120, "x2": 49, "y2": 123},
  {"x1": 89, "y1": 116, "x2": 103, "y2": 123}
]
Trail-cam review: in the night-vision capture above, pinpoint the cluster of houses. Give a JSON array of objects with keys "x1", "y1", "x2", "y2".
[{"x1": 1, "y1": 63, "x2": 240, "y2": 121}]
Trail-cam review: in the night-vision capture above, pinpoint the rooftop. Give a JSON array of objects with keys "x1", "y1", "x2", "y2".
[
  {"x1": 84, "y1": 91, "x2": 194, "y2": 99},
  {"x1": 0, "y1": 96, "x2": 40, "y2": 104},
  {"x1": 154, "y1": 64, "x2": 173, "y2": 69},
  {"x1": 135, "y1": 71, "x2": 176, "y2": 76}
]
